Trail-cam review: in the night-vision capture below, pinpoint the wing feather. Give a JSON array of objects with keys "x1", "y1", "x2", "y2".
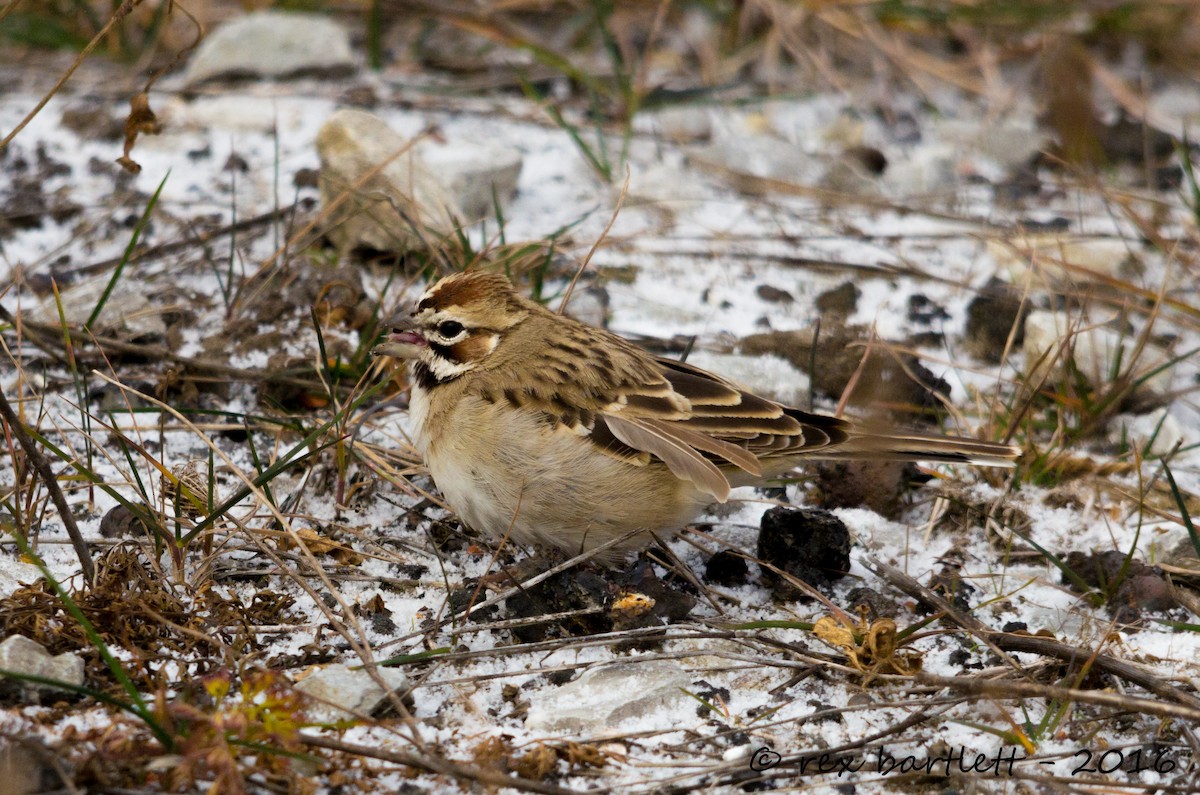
[
  {"x1": 602, "y1": 414, "x2": 732, "y2": 500},
  {"x1": 484, "y1": 316, "x2": 1016, "y2": 487},
  {"x1": 638, "y1": 417, "x2": 763, "y2": 477}
]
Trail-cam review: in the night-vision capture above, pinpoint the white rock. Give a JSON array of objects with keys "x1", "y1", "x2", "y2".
[
  {"x1": 185, "y1": 11, "x2": 355, "y2": 85},
  {"x1": 652, "y1": 106, "x2": 712, "y2": 143},
  {"x1": 690, "y1": 135, "x2": 824, "y2": 187},
  {"x1": 1023, "y1": 310, "x2": 1172, "y2": 393},
  {"x1": 884, "y1": 143, "x2": 957, "y2": 196},
  {"x1": 1108, "y1": 409, "x2": 1184, "y2": 457},
  {"x1": 0, "y1": 634, "x2": 85, "y2": 690},
  {"x1": 627, "y1": 160, "x2": 711, "y2": 206},
  {"x1": 422, "y1": 139, "x2": 523, "y2": 222},
  {"x1": 316, "y1": 109, "x2": 462, "y2": 253},
  {"x1": 987, "y1": 235, "x2": 1138, "y2": 288},
  {"x1": 33, "y1": 277, "x2": 167, "y2": 339},
  {"x1": 294, "y1": 663, "x2": 409, "y2": 721},
  {"x1": 936, "y1": 118, "x2": 1046, "y2": 172},
  {"x1": 525, "y1": 661, "x2": 694, "y2": 733},
  {"x1": 722, "y1": 744, "x2": 752, "y2": 762}
]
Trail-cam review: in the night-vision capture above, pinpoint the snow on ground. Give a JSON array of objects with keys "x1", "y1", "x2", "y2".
[{"x1": 2, "y1": 42, "x2": 1200, "y2": 794}]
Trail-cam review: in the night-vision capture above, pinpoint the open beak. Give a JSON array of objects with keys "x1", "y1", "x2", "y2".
[{"x1": 372, "y1": 317, "x2": 427, "y2": 360}]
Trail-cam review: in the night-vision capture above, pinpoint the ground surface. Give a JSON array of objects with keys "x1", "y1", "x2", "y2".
[{"x1": 2, "y1": 12, "x2": 1200, "y2": 794}]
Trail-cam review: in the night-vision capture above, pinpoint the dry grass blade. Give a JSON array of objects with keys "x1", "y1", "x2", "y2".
[
  {"x1": 557, "y1": 168, "x2": 628, "y2": 313},
  {"x1": 0, "y1": 0, "x2": 136, "y2": 151},
  {"x1": 0, "y1": 305, "x2": 347, "y2": 395}
]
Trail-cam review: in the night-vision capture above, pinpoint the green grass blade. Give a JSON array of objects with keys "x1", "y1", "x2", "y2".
[
  {"x1": 86, "y1": 171, "x2": 169, "y2": 332},
  {"x1": 180, "y1": 381, "x2": 386, "y2": 544},
  {"x1": 1163, "y1": 461, "x2": 1200, "y2": 558},
  {"x1": 377, "y1": 647, "x2": 452, "y2": 667}
]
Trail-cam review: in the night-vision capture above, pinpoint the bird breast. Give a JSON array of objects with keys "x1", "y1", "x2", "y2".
[{"x1": 413, "y1": 388, "x2": 710, "y2": 558}]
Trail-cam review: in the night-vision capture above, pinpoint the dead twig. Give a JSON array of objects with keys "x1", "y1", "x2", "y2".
[
  {"x1": 869, "y1": 557, "x2": 1200, "y2": 712},
  {"x1": 993, "y1": 632, "x2": 1200, "y2": 712},
  {"x1": 0, "y1": 305, "x2": 344, "y2": 396},
  {"x1": 0, "y1": 390, "x2": 95, "y2": 582},
  {"x1": 65, "y1": 203, "x2": 304, "y2": 280},
  {"x1": 917, "y1": 673, "x2": 1200, "y2": 725},
  {"x1": 0, "y1": 0, "x2": 136, "y2": 152}
]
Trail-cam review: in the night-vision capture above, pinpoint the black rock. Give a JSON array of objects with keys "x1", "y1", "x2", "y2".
[
  {"x1": 964, "y1": 278, "x2": 1029, "y2": 362},
  {"x1": 704, "y1": 549, "x2": 750, "y2": 587},
  {"x1": 815, "y1": 282, "x2": 860, "y2": 317},
  {"x1": 756, "y1": 284, "x2": 795, "y2": 304},
  {"x1": 906, "y1": 293, "x2": 950, "y2": 325},
  {"x1": 756, "y1": 507, "x2": 851, "y2": 600}
]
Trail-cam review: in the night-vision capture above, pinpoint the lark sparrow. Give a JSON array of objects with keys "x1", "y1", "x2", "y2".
[{"x1": 374, "y1": 272, "x2": 1018, "y2": 562}]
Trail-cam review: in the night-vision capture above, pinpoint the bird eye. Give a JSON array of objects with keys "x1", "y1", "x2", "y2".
[{"x1": 436, "y1": 320, "x2": 465, "y2": 338}]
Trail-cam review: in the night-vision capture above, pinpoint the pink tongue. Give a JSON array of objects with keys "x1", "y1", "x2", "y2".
[{"x1": 391, "y1": 331, "x2": 426, "y2": 346}]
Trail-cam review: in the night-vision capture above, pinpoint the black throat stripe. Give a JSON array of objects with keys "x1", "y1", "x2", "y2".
[
  {"x1": 412, "y1": 361, "x2": 443, "y2": 390},
  {"x1": 428, "y1": 341, "x2": 456, "y2": 362}
]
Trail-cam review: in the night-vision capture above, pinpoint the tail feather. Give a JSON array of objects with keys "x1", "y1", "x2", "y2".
[{"x1": 823, "y1": 432, "x2": 1020, "y2": 468}]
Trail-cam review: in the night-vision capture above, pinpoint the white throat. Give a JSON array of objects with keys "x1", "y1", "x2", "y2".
[{"x1": 425, "y1": 354, "x2": 476, "y2": 381}]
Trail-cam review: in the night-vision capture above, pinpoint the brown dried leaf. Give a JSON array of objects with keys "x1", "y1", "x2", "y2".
[
  {"x1": 278, "y1": 528, "x2": 363, "y2": 565},
  {"x1": 356, "y1": 593, "x2": 390, "y2": 616},
  {"x1": 116, "y1": 92, "x2": 163, "y2": 174}
]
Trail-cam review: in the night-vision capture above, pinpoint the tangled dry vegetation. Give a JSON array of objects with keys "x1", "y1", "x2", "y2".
[{"x1": 2, "y1": 1, "x2": 1200, "y2": 793}]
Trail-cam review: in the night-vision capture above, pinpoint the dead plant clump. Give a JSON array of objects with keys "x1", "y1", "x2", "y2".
[
  {"x1": 473, "y1": 734, "x2": 610, "y2": 783},
  {"x1": 48, "y1": 668, "x2": 333, "y2": 794},
  {"x1": 0, "y1": 542, "x2": 299, "y2": 689}
]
